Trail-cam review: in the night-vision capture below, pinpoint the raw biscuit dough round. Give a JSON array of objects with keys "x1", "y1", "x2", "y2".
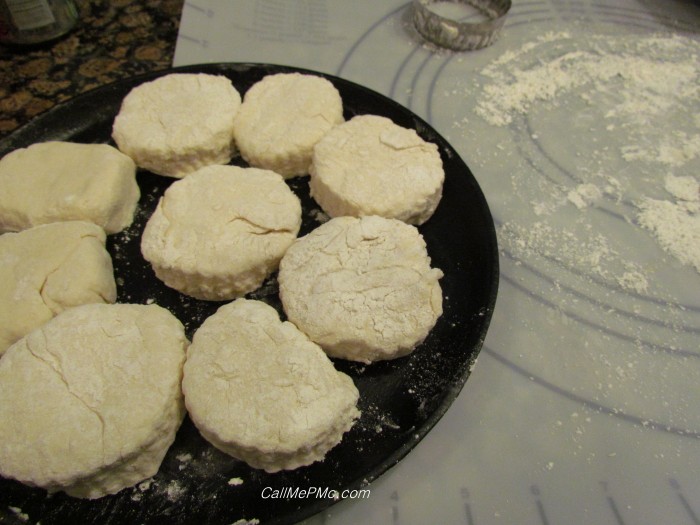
[
  {"x1": 112, "y1": 73, "x2": 241, "y2": 178},
  {"x1": 0, "y1": 303, "x2": 188, "y2": 499},
  {"x1": 232, "y1": 72, "x2": 344, "y2": 178},
  {"x1": 279, "y1": 215, "x2": 444, "y2": 363},
  {"x1": 0, "y1": 221, "x2": 117, "y2": 355},
  {"x1": 309, "y1": 114, "x2": 444, "y2": 225},
  {"x1": 141, "y1": 165, "x2": 302, "y2": 300},
  {"x1": 0, "y1": 141, "x2": 139, "y2": 234},
  {"x1": 182, "y1": 299, "x2": 360, "y2": 472}
]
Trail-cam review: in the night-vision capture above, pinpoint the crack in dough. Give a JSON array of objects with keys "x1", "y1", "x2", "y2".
[{"x1": 25, "y1": 337, "x2": 108, "y2": 464}]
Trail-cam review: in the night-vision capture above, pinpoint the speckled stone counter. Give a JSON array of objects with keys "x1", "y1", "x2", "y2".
[{"x1": 0, "y1": 0, "x2": 183, "y2": 141}]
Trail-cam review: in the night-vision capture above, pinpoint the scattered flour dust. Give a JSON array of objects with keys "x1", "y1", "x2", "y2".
[
  {"x1": 567, "y1": 183, "x2": 603, "y2": 210},
  {"x1": 499, "y1": 219, "x2": 649, "y2": 294},
  {"x1": 129, "y1": 477, "x2": 186, "y2": 503},
  {"x1": 478, "y1": 31, "x2": 700, "y2": 280},
  {"x1": 165, "y1": 480, "x2": 186, "y2": 502}
]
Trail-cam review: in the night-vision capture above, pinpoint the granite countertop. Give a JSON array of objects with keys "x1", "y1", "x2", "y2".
[{"x1": 0, "y1": 0, "x2": 184, "y2": 141}]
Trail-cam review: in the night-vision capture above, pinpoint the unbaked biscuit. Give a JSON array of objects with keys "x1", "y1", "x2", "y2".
[
  {"x1": 0, "y1": 221, "x2": 116, "y2": 355},
  {"x1": 0, "y1": 303, "x2": 188, "y2": 499},
  {"x1": 0, "y1": 141, "x2": 139, "y2": 234},
  {"x1": 182, "y1": 299, "x2": 360, "y2": 472},
  {"x1": 141, "y1": 165, "x2": 302, "y2": 300},
  {"x1": 309, "y1": 114, "x2": 444, "y2": 225},
  {"x1": 233, "y1": 72, "x2": 344, "y2": 178},
  {"x1": 279, "y1": 215, "x2": 444, "y2": 363},
  {"x1": 112, "y1": 73, "x2": 241, "y2": 178}
]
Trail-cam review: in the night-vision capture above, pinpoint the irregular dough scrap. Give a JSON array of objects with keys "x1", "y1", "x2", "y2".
[
  {"x1": 0, "y1": 141, "x2": 139, "y2": 234},
  {"x1": 141, "y1": 165, "x2": 302, "y2": 300},
  {"x1": 309, "y1": 114, "x2": 444, "y2": 225},
  {"x1": 0, "y1": 303, "x2": 188, "y2": 499},
  {"x1": 0, "y1": 221, "x2": 116, "y2": 355},
  {"x1": 279, "y1": 215, "x2": 444, "y2": 363},
  {"x1": 112, "y1": 73, "x2": 241, "y2": 178},
  {"x1": 182, "y1": 299, "x2": 360, "y2": 472},
  {"x1": 233, "y1": 72, "x2": 344, "y2": 178}
]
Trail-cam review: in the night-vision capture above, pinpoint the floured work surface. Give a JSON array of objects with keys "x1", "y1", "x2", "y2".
[
  {"x1": 0, "y1": 63, "x2": 498, "y2": 525},
  {"x1": 437, "y1": 28, "x2": 700, "y2": 459}
]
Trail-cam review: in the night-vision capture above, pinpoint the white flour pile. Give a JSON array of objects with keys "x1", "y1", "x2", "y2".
[
  {"x1": 474, "y1": 31, "x2": 700, "y2": 282},
  {"x1": 476, "y1": 32, "x2": 699, "y2": 128},
  {"x1": 636, "y1": 175, "x2": 700, "y2": 273}
]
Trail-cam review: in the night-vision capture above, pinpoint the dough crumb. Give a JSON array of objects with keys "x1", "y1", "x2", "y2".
[{"x1": 567, "y1": 183, "x2": 602, "y2": 209}]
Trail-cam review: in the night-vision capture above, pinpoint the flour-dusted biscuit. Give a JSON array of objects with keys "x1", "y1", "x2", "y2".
[
  {"x1": 0, "y1": 303, "x2": 188, "y2": 499},
  {"x1": 112, "y1": 73, "x2": 241, "y2": 178},
  {"x1": 232, "y1": 72, "x2": 344, "y2": 178},
  {"x1": 0, "y1": 221, "x2": 117, "y2": 355},
  {"x1": 279, "y1": 215, "x2": 444, "y2": 363},
  {"x1": 309, "y1": 114, "x2": 444, "y2": 225},
  {"x1": 182, "y1": 299, "x2": 359, "y2": 472},
  {"x1": 0, "y1": 141, "x2": 139, "y2": 234},
  {"x1": 141, "y1": 165, "x2": 302, "y2": 300}
]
